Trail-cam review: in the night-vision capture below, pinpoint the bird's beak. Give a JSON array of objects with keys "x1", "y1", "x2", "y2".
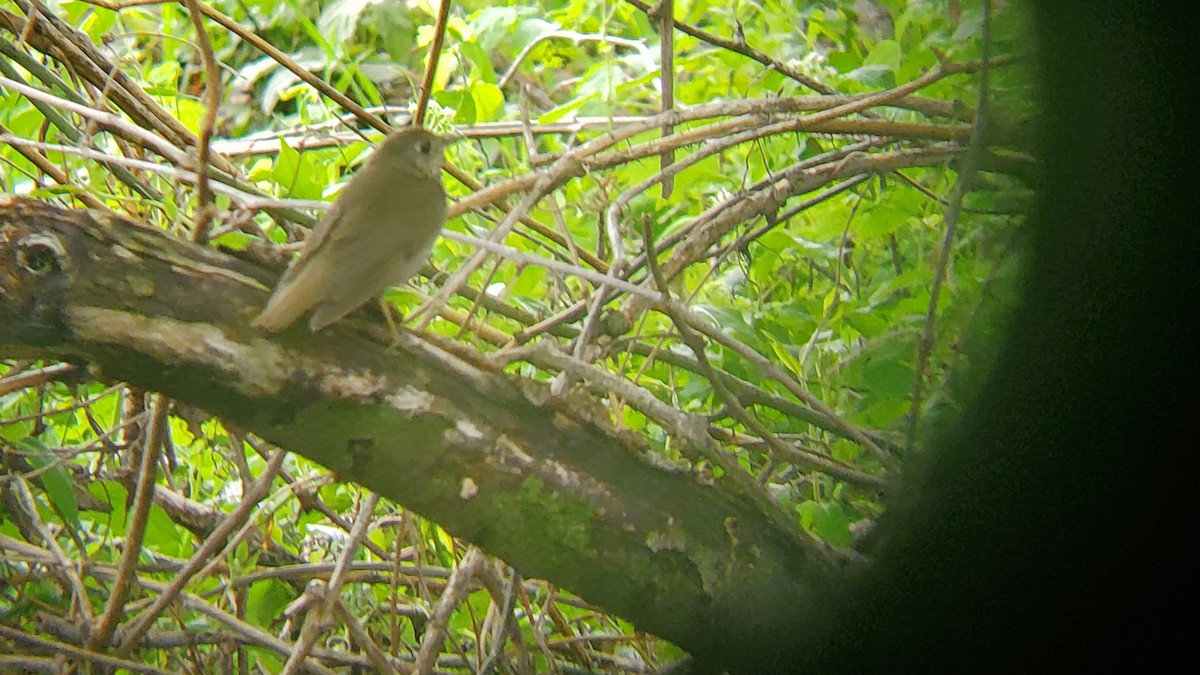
[{"x1": 440, "y1": 132, "x2": 467, "y2": 146}]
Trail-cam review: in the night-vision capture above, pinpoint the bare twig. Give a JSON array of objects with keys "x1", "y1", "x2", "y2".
[
  {"x1": 618, "y1": 145, "x2": 959, "y2": 323},
  {"x1": 6, "y1": 477, "x2": 95, "y2": 626},
  {"x1": 0, "y1": 76, "x2": 188, "y2": 165},
  {"x1": 0, "y1": 625, "x2": 173, "y2": 675},
  {"x1": 638, "y1": 221, "x2": 840, "y2": 559},
  {"x1": 335, "y1": 598, "x2": 401, "y2": 675},
  {"x1": 7, "y1": 0, "x2": 209, "y2": 159},
  {"x1": 415, "y1": 547, "x2": 486, "y2": 675},
  {"x1": 681, "y1": 305, "x2": 894, "y2": 466},
  {"x1": 622, "y1": 0, "x2": 838, "y2": 94},
  {"x1": 479, "y1": 567, "x2": 522, "y2": 675},
  {"x1": 182, "y1": 0, "x2": 221, "y2": 244},
  {"x1": 281, "y1": 492, "x2": 382, "y2": 674},
  {"x1": 0, "y1": 122, "x2": 102, "y2": 210},
  {"x1": 727, "y1": 175, "x2": 872, "y2": 254},
  {"x1": 440, "y1": 230, "x2": 659, "y2": 301},
  {"x1": 414, "y1": 0, "x2": 452, "y2": 127},
  {"x1": 83, "y1": 565, "x2": 343, "y2": 674},
  {"x1": 0, "y1": 40, "x2": 162, "y2": 199},
  {"x1": 906, "y1": 3, "x2": 994, "y2": 446},
  {"x1": 0, "y1": 363, "x2": 73, "y2": 396},
  {"x1": 210, "y1": 109, "x2": 969, "y2": 157},
  {"x1": 115, "y1": 450, "x2": 288, "y2": 657},
  {"x1": 498, "y1": 30, "x2": 654, "y2": 90},
  {"x1": 87, "y1": 394, "x2": 168, "y2": 650},
  {"x1": 652, "y1": 0, "x2": 676, "y2": 198},
  {"x1": 0, "y1": 135, "x2": 290, "y2": 213},
  {"x1": 188, "y1": 1, "x2": 389, "y2": 135}
]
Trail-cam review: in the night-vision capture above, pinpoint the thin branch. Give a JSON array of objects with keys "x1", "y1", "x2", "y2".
[
  {"x1": 415, "y1": 547, "x2": 486, "y2": 675},
  {"x1": 335, "y1": 598, "x2": 400, "y2": 675},
  {"x1": 655, "y1": 2, "x2": 677, "y2": 198},
  {"x1": 618, "y1": 145, "x2": 959, "y2": 323},
  {"x1": 0, "y1": 76, "x2": 190, "y2": 167},
  {"x1": 84, "y1": 565, "x2": 344, "y2": 674},
  {"x1": 115, "y1": 450, "x2": 288, "y2": 658},
  {"x1": 182, "y1": 0, "x2": 221, "y2": 245},
  {"x1": 0, "y1": 625, "x2": 173, "y2": 675},
  {"x1": 479, "y1": 567, "x2": 522, "y2": 675},
  {"x1": 681, "y1": 304, "x2": 893, "y2": 466},
  {"x1": 86, "y1": 393, "x2": 168, "y2": 650},
  {"x1": 7, "y1": 476, "x2": 95, "y2": 626},
  {"x1": 0, "y1": 135, "x2": 320, "y2": 214},
  {"x1": 727, "y1": 175, "x2": 872, "y2": 255},
  {"x1": 498, "y1": 30, "x2": 654, "y2": 90},
  {"x1": 0, "y1": 121, "x2": 110, "y2": 209},
  {"x1": 6, "y1": 0, "x2": 206, "y2": 159},
  {"x1": 191, "y1": 471, "x2": 324, "y2": 583},
  {"x1": 414, "y1": 178, "x2": 562, "y2": 328},
  {"x1": 906, "y1": 3, "x2": 994, "y2": 446},
  {"x1": 210, "y1": 108, "x2": 970, "y2": 156},
  {"x1": 638, "y1": 220, "x2": 839, "y2": 558},
  {"x1": 622, "y1": 0, "x2": 838, "y2": 94},
  {"x1": 281, "y1": 491, "x2": 382, "y2": 674},
  {"x1": 419, "y1": 89, "x2": 956, "y2": 327},
  {"x1": 603, "y1": 118, "x2": 808, "y2": 248},
  {"x1": 0, "y1": 363, "x2": 74, "y2": 396},
  {"x1": 414, "y1": 0, "x2": 452, "y2": 127},
  {"x1": 440, "y1": 230, "x2": 660, "y2": 301},
  {"x1": 450, "y1": 84, "x2": 976, "y2": 216},
  {"x1": 1, "y1": 384, "x2": 126, "y2": 428},
  {"x1": 0, "y1": 41, "x2": 162, "y2": 200},
  {"x1": 189, "y1": 1, "x2": 389, "y2": 135}
]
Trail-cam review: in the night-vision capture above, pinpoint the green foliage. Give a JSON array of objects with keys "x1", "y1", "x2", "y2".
[{"x1": 1, "y1": 0, "x2": 1033, "y2": 669}]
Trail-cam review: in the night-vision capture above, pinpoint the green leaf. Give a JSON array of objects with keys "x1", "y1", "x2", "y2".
[
  {"x1": 248, "y1": 579, "x2": 295, "y2": 628},
  {"x1": 537, "y1": 94, "x2": 594, "y2": 124},
  {"x1": 953, "y1": 11, "x2": 984, "y2": 41},
  {"x1": 857, "y1": 203, "x2": 909, "y2": 240},
  {"x1": 271, "y1": 141, "x2": 323, "y2": 200},
  {"x1": 459, "y1": 41, "x2": 497, "y2": 82},
  {"x1": 826, "y1": 49, "x2": 860, "y2": 73},
  {"x1": 808, "y1": 502, "x2": 854, "y2": 548},
  {"x1": 317, "y1": 0, "x2": 375, "y2": 47},
  {"x1": 863, "y1": 39, "x2": 902, "y2": 74},
  {"x1": 861, "y1": 358, "x2": 915, "y2": 398},
  {"x1": 145, "y1": 505, "x2": 186, "y2": 557},
  {"x1": 844, "y1": 310, "x2": 889, "y2": 338},
  {"x1": 434, "y1": 89, "x2": 475, "y2": 124},
  {"x1": 470, "y1": 82, "x2": 504, "y2": 122},
  {"x1": 513, "y1": 17, "x2": 560, "y2": 47},
  {"x1": 510, "y1": 263, "x2": 546, "y2": 297},
  {"x1": 763, "y1": 332, "x2": 803, "y2": 380},
  {"x1": 374, "y1": 7, "x2": 416, "y2": 61},
  {"x1": 88, "y1": 480, "x2": 129, "y2": 529},
  {"x1": 857, "y1": 397, "x2": 910, "y2": 428},
  {"x1": 470, "y1": 6, "x2": 527, "y2": 52},
  {"x1": 822, "y1": 288, "x2": 840, "y2": 317},
  {"x1": 575, "y1": 62, "x2": 628, "y2": 99},
  {"x1": 18, "y1": 437, "x2": 80, "y2": 532},
  {"x1": 846, "y1": 63, "x2": 895, "y2": 87}
]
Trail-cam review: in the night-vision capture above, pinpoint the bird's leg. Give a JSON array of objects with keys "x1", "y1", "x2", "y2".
[{"x1": 379, "y1": 298, "x2": 406, "y2": 347}]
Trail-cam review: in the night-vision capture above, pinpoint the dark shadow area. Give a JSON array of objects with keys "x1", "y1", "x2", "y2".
[{"x1": 710, "y1": 2, "x2": 1188, "y2": 671}]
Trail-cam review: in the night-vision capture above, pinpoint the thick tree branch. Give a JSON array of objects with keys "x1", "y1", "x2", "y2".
[{"x1": 0, "y1": 195, "x2": 839, "y2": 661}]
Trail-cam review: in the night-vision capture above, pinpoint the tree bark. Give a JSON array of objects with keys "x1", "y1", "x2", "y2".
[{"x1": 0, "y1": 194, "x2": 833, "y2": 663}]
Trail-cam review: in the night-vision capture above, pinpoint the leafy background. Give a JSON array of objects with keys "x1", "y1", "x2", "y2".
[{"x1": 1, "y1": 0, "x2": 1032, "y2": 671}]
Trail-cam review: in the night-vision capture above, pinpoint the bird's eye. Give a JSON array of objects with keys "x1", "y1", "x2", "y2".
[{"x1": 418, "y1": 140, "x2": 431, "y2": 154}]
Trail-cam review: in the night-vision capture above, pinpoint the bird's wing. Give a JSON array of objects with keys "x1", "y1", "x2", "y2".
[{"x1": 283, "y1": 202, "x2": 342, "y2": 275}]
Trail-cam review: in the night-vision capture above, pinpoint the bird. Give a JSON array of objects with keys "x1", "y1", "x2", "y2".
[{"x1": 253, "y1": 127, "x2": 451, "y2": 333}]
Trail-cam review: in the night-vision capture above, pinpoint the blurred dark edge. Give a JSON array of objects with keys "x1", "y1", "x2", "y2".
[{"x1": 704, "y1": 2, "x2": 1189, "y2": 673}]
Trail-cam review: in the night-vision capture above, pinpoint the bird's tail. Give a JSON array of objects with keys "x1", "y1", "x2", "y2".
[{"x1": 252, "y1": 263, "x2": 327, "y2": 333}]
